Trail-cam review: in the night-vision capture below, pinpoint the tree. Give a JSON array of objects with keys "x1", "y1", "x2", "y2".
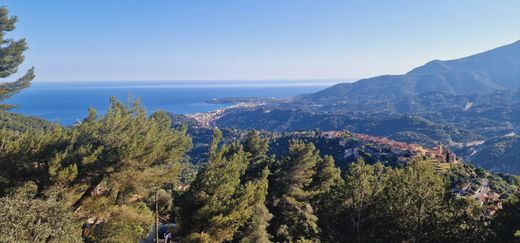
[
  {"x1": 0, "y1": 189, "x2": 81, "y2": 243},
  {"x1": 0, "y1": 125, "x2": 73, "y2": 196},
  {"x1": 493, "y1": 191, "x2": 520, "y2": 242},
  {"x1": 87, "y1": 203, "x2": 154, "y2": 243},
  {"x1": 178, "y1": 130, "x2": 274, "y2": 242},
  {"x1": 317, "y1": 160, "x2": 387, "y2": 242},
  {"x1": 1, "y1": 98, "x2": 191, "y2": 209},
  {"x1": 317, "y1": 158, "x2": 493, "y2": 243},
  {"x1": 439, "y1": 195, "x2": 492, "y2": 242},
  {"x1": 311, "y1": 155, "x2": 342, "y2": 194},
  {"x1": 0, "y1": 6, "x2": 35, "y2": 110},
  {"x1": 73, "y1": 101, "x2": 191, "y2": 209},
  {"x1": 235, "y1": 131, "x2": 273, "y2": 243},
  {"x1": 0, "y1": 98, "x2": 192, "y2": 242},
  {"x1": 179, "y1": 130, "x2": 254, "y2": 242},
  {"x1": 381, "y1": 159, "x2": 448, "y2": 242},
  {"x1": 268, "y1": 140, "x2": 322, "y2": 242}
]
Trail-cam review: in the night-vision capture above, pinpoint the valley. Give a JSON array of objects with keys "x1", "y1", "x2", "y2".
[{"x1": 180, "y1": 40, "x2": 520, "y2": 175}]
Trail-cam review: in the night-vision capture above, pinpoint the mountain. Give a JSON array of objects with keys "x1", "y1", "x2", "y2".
[
  {"x1": 211, "y1": 39, "x2": 520, "y2": 174},
  {"x1": 303, "y1": 39, "x2": 520, "y2": 102},
  {"x1": 409, "y1": 39, "x2": 520, "y2": 88},
  {"x1": 214, "y1": 108, "x2": 480, "y2": 146}
]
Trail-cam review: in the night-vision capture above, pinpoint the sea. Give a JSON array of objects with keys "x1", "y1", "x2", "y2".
[{"x1": 7, "y1": 80, "x2": 336, "y2": 125}]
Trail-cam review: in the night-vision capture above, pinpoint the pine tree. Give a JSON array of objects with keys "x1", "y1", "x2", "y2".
[
  {"x1": 180, "y1": 130, "x2": 252, "y2": 242},
  {"x1": 317, "y1": 159, "x2": 387, "y2": 242},
  {"x1": 235, "y1": 131, "x2": 273, "y2": 243},
  {"x1": 269, "y1": 140, "x2": 322, "y2": 242},
  {"x1": 0, "y1": 6, "x2": 35, "y2": 110},
  {"x1": 179, "y1": 130, "x2": 275, "y2": 242},
  {"x1": 0, "y1": 98, "x2": 192, "y2": 241},
  {"x1": 0, "y1": 189, "x2": 81, "y2": 243},
  {"x1": 69, "y1": 98, "x2": 192, "y2": 210},
  {"x1": 311, "y1": 155, "x2": 342, "y2": 194}
]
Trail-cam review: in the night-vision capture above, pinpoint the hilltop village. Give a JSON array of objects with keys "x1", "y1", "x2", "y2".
[
  {"x1": 322, "y1": 131, "x2": 461, "y2": 165},
  {"x1": 261, "y1": 130, "x2": 504, "y2": 211}
]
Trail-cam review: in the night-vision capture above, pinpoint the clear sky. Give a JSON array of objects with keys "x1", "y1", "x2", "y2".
[{"x1": 4, "y1": 0, "x2": 520, "y2": 82}]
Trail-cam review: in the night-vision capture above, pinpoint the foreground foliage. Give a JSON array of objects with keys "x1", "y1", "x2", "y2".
[
  {"x1": 0, "y1": 187, "x2": 81, "y2": 243},
  {"x1": 0, "y1": 98, "x2": 192, "y2": 242}
]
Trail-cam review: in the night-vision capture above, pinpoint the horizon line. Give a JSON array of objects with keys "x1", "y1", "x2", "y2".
[{"x1": 31, "y1": 78, "x2": 357, "y2": 83}]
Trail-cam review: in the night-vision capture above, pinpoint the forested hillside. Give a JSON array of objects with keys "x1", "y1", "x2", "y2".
[
  {"x1": 2, "y1": 4, "x2": 520, "y2": 242},
  {"x1": 212, "y1": 40, "x2": 520, "y2": 175}
]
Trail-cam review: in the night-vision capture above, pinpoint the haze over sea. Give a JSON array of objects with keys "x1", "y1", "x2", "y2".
[{"x1": 8, "y1": 80, "x2": 335, "y2": 125}]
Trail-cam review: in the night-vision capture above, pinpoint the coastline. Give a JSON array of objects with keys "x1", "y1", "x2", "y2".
[{"x1": 186, "y1": 101, "x2": 265, "y2": 127}]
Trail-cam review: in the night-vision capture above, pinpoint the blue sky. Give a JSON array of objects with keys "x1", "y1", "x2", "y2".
[{"x1": 4, "y1": 0, "x2": 520, "y2": 82}]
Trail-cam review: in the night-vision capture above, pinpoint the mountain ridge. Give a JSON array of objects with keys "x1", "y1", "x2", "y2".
[{"x1": 303, "y1": 39, "x2": 520, "y2": 102}]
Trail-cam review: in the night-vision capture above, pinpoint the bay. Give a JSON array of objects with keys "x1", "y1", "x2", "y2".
[{"x1": 7, "y1": 80, "x2": 333, "y2": 125}]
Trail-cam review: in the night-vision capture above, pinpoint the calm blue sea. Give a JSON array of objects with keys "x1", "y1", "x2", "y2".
[{"x1": 7, "y1": 81, "x2": 334, "y2": 125}]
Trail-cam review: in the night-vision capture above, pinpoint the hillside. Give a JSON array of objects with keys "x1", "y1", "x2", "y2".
[
  {"x1": 463, "y1": 135, "x2": 520, "y2": 173},
  {"x1": 214, "y1": 108, "x2": 481, "y2": 146},
  {"x1": 209, "y1": 40, "x2": 520, "y2": 175},
  {"x1": 302, "y1": 40, "x2": 520, "y2": 102},
  {"x1": 0, "y1": 111, "x2": 56, "y2": 132}
]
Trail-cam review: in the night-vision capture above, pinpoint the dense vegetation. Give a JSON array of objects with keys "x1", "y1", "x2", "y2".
[
  {"x1": 2, "y1": 4, "x2": 520, "y2": 242},
  {"x1": 213, "y1": 41, "x2": 520, "y2": 174},
  {"x1": 4, "y1": 109, "x2": 520, "y2": 242},
  {"x1": 215, "y1": 108, "x2": 481, "y2": 146}
]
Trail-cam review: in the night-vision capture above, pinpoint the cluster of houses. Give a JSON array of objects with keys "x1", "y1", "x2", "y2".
[
  {"x1": 324, "y1": 131, "x2": 503, "y2": 213},
  {"x1": 187, "y1": 102, "x2": 263, "y2": 127},
  {"x1": 320, "y1": 131, "x2": 462, "y2": 165}
]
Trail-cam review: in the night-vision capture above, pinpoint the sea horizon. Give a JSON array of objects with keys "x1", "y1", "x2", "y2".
[{"x1": 7, "y1": 80, "x2": 334, "y2": 125}]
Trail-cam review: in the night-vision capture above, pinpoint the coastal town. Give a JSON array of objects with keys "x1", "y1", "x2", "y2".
[{"x1": 186, "y1": 101, "x2": 263, "y2": 127}]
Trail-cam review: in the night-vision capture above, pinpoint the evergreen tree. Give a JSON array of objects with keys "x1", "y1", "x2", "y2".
[
  {"x1": 0, "y1": 6, "x2": 35, "y2": 110},
  {"x1": 493, "y1": 191, "x2": 520, "y2": 242},
  {"x1": 180, "y1": 129, "x2": 258, "y2": 242},
  {"x1": 0, "y1": 98, "x2": 192, "y2": 241},
  {"x1": 0, "y1": 98, "x2": 192, "y2": 209},
  {"x1": 235, "y1": 131, "x2": 273, "y2": 243},
  {"x1": 317, "y1": 160, "x2": 388, "y2": 242},
  {"x1": 269, "y1": 140, "x2": 322, "y2": 242},
  {"x1": 0, "y1": 188, "x2": 81, "y2": 243},
  {"x1": 0, "y1": 125, "x2": 73, "y2": 195},
  {"x1": 344, "y1": 160, "x2": 387, "y2": 242},
  {"x1": 311, "y1": 155, "x2": 342, "y2": 194},
  {"x1": 179, "y1": 130, "x2": 274, "y2": 242},
  {"x1": 438, "y1": 195, "x2": 492, "y2": 242},
  {"x1": 87, "y1": 203, "x2": 154, "y2": 243}
]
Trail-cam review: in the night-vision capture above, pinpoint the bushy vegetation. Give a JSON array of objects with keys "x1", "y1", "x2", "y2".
[
  {"x1": 171, "y1": 131, "x2": 519, "y2": 242},
  {"x1": 1, "y1": 3, "x2": 520, "y2": 242}
]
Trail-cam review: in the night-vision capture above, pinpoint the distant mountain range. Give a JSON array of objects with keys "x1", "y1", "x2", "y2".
[
  {"x1": 303, "y1": 40, "x2": 520, "y2": 102},
  {"x1": 211, "y1": 39, "x2": 520, "y2": 174}
]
